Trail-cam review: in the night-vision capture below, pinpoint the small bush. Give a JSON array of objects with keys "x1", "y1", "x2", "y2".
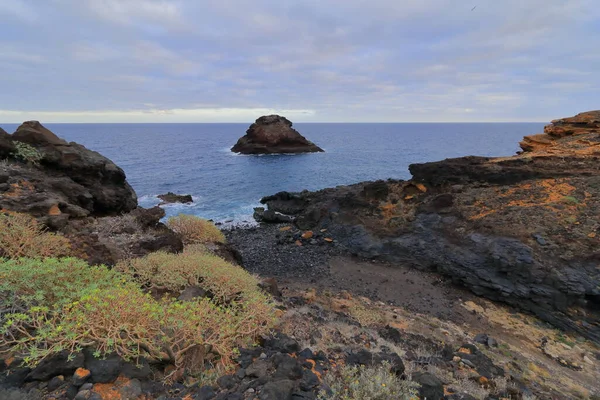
[
  {"x1": 116, "y1": 249, "x2": 275, "y2": 337},
  {"x1": 0, "y1": 212, "x2": 71, "y2": 258},
  {"x1": 167, "y1": 215, "x2": 225, "y2": 245},
  {"x1": 1, "y1": 255, "x2": 275, "y2": 382},
  {"x1": 319, "y1": 362, "x2": 420, "y2": 400},
  {"x1": 117, "y1": 249, "x2": 264, "y2": 303},
  {"x1": 12, "y1": 142, "x2": 42, "y2": 165}
]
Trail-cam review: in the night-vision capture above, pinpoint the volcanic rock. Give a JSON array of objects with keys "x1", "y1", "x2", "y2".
[
  {"x1": 158, "y1": 192, "x2": 193, "y2": 205},
  {"x1": 231, "y1": 115, "x2": 324, "y2": 154},
  {"x1": 0, "y1": 121, "x2": 137, "y2": 217},
  {"x1": 0, "y1": 121, "x2": 182, "y2": 264},
  {"x1": 259, "y1": 110, "x2": 600, "y2": 342}
]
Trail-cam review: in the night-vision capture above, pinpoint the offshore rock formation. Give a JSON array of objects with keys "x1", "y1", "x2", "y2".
[
  {"x1": 231, "y1": 115, "x2": 324, "y2": 154},
  {"x1": 0, "y1": 121, "x2": 182, "y2": 264},
  {"x1": 260, "y1": 111, "x2": 600, "y2": 342},
  {"x1": 158, "y1": 192, "x2": 193, "y2": 205}
]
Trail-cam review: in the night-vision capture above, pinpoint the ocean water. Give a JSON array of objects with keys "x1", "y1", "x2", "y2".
[{"x1": 1, "y1": 122, "x2": 544, "y2": 224}]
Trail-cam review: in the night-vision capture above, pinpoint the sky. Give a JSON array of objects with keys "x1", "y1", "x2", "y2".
[{"x1": 0, "y1": 0, "x2": 598, "y2": 123}]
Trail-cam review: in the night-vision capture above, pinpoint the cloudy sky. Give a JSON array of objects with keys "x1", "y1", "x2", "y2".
[{"x1": 0, "y1": 0, "x2": 598, "y2": 122}]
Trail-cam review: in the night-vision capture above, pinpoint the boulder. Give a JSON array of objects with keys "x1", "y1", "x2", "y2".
[
  {"x1": 231, "y1": 115, "x2": 324, "y2": 154},
  {"x1": 158, "y1": 192, "x2": 193, "y2": 205},
  {"x1": 412, "y1": 372, "x2": 444, "y2": 400},
  {"x1": 253, "y1": 207, "x2": 295, "y2": 223}
]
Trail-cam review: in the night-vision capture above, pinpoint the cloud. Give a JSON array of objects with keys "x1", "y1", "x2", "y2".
[
  {"x1": 0, "y1": 108, "x2": 316, "y2": 123},
  {"x1": 0, "y1": 0, "x2": 38, "y2": 23},
  {"x1": 0, "y1": 0, "x2": 599, "y2": 122}
]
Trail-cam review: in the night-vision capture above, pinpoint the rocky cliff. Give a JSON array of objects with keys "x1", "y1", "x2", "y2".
[
  {"x1": 259, "y1": 111, "x2": 600, "y2": 342},
  {"x1": 231, "y1": 115, "x2": 324, "y2": 154},
  {"x1": 0, "y1": 121, "x2": 182, "y2": 264}
]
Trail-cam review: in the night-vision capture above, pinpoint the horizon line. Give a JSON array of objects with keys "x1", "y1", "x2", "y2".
[{"x1": 0, "y1": 120, "x2": 548, "y2": 124}]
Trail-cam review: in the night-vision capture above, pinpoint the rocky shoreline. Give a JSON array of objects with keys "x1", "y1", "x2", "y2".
[
  {"x1": 2, "y1": 116, "x2": 600, "y2": 399},
  {"x1": 255, "y1": 111, "x2": 600, "y2": 344}
]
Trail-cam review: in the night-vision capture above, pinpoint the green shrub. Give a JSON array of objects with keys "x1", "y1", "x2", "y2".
[
  {"x1": 117, "y1": 249, "x2": 267, "y2": 304},
  {"x1": 12, "y1": 142, "x2": 42, "y2": 165},
  {"x1": 116, "y1": 249, "x2": 275, "y2": 338},
  {"x1": 1, "y1": 256, "x2": 275, "y2": 382},
  {"x1": 319, "y1": 362, "x2": 420, "y2": 400},
  {"x1": 0, "y1": 212, "x2": 71, "y2": 258},
  {"x1": 166, "y1": 215, "x2": 225, "y2": 245},
  {"x1": 0, "y1": 257, "x2": 123, "y2": 309}
]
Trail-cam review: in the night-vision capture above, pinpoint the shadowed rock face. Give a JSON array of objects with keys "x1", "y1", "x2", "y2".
[
  {"x1": 260, "y1": 111, "x2": 600, "y2": 342},
  {"x1": 0, "y1": 121, "x2": 137, "y2": 217},
  {"x1": 231, "y1": 115, "x2": 324, "y2": 154},
  {"x1": 0, "y1": 121, "x2": 182, "y2": 264}
]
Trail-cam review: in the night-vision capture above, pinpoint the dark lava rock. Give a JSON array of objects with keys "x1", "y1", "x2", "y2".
[
  {"x1": 259, "y1": 379, "x2": 296, "y2": 400},
  {"x1": 1, "y1": 121, "x2": 137, "y2": 217},
  {"x1": 26, "y1": 351, "x2": 84, "y2": 382},
  {"x1": 217, "y1": 375, "x2": 238, "y2": 390},
  {"x1": 84, "y1": 351, "x2": 123, "y2": 384},
  {"x1": 254, "y1": 207, "x2": 295, "y2": 223},
  {"x1": 346, "y1": 350, "x2": 404, "y2": 376},
  {"x1": 158, "y1": 192, "x2": 193, "y2": 205},
  {"x1": 262, "y1": 334, "x2": 301, "y2": 354},
  {"x1": 412, "y1": 372, "x2": 444, "y2": 400},
  {"x1": 47, "y1": 375, "x2": 66, "y2": 392},
  {"x1": 474, "y1": 333, "x2": 498, "y2": 348},
  {"x1": 196, "y1": 385, "x2": 217, "y2": 400},
  {"x1": 231, "y1": 115, "x2": 324, "y2": 155}
]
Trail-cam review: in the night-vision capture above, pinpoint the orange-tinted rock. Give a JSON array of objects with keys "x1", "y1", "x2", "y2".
[
  {"x1": 48, "y1": 204, "x2": 61, "y2": 215},
  {"x1": 73, "y1": 367, "x2": 91, "y2": 386},
  {"x1": 520, "y1": 110, "x2": 600, "y2": 153},
  {"x1": 301, "y1": 231, "x2": 313, "y2": 239},
  {"x1": 92, "y1": 376, "x2": 142, "y2": 400}
]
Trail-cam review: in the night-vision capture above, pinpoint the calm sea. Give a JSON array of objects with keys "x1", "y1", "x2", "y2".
[{"x1": 0, "y1": 123, "x2": 544, "y2": 224}]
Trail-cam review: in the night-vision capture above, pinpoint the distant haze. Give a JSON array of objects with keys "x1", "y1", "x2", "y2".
[{"x1": 0, "y1": 0, "x2": 598, "y2": 123}]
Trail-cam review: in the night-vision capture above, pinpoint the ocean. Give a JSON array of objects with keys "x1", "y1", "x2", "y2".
[{"x1": 0, "y1": 122, "x2": 544, "y2": 224}]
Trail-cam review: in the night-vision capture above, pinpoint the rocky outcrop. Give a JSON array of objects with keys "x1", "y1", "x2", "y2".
[
  {"x1": 519, "y1": 110, "x2": 600, "y2": 153},
  {"x1": 0, "y1": 121, "x2": 137, "y2": 217},
  {"x1": 260, "y1": 111, "x2": 600, "y2": 342},
  {"x1": 158, "y1": 192, "x2": 193, "y2": 205},
  {"x1": 0, "y1": 121, "x2": 182, "y2": 264},
  {"x1": 231, "y1": 115, "x2": 324, "y2": 154}
]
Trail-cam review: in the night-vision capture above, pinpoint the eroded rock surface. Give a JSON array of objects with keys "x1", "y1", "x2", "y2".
[
  {"x1": 231, "y1": 115, "x2": 324, "y2": 154},
  {"x1": 259, "y1": 111, "x2": 600, "y2": 342},
  {"x1": 0, "y1": 121, "x2": 182, "y2": 264}
]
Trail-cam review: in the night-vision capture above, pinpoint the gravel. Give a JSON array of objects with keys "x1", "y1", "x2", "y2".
[{"x1": 224, "y1": 223, "x2": 343, "y2": 280}]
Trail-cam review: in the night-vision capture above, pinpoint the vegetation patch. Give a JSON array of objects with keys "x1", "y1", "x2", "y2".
[
  {"x1": 1, "y1": 254, "x2": 275, "y2": 382},
  {"x1": 167, "y1": 214, "x2": 225, "y2": 245},
  {"x1": 0, "y1": 211, "x2": 71, "y2": 258},
  {"x1": 319, "y1": 361, "x2": 419, "y2": 400},
  {"x1": 11, "y1": 141, "x2": 42, "y2": 165}
]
